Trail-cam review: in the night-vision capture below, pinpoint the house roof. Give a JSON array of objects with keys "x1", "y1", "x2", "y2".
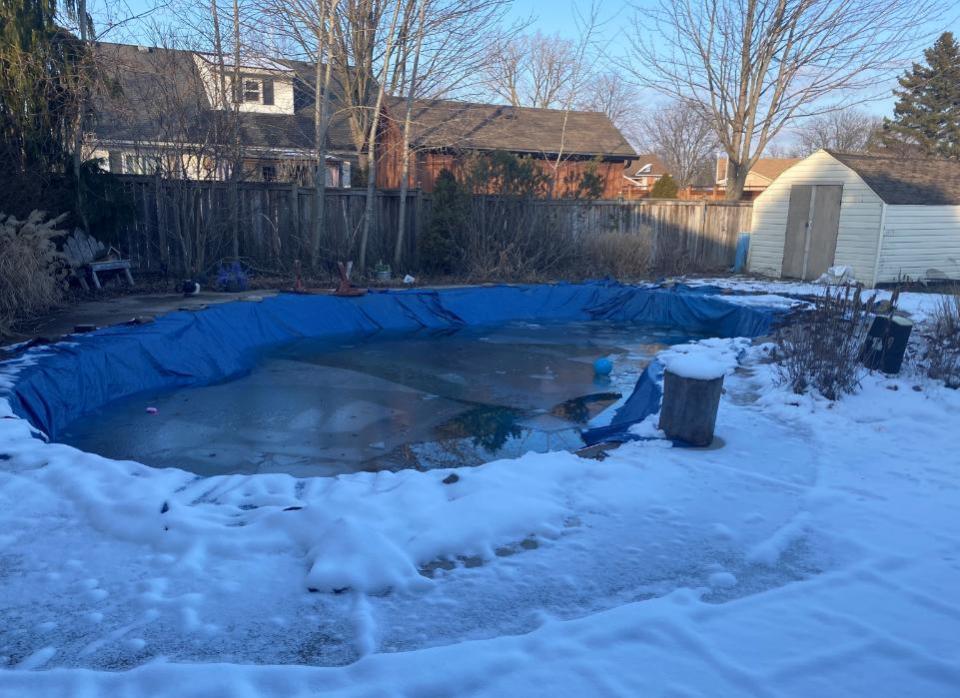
[
  {"x1": 386, "y1": 97, "x2": 636, "y2": 158},
  {"x1": 91, "y1": 42, "x2": 356, "y2": 153},
  {"x1": 826, "y1": 150, "x2": 960, "y2": 205},
  {"x1": 750, "y1": 158, "x2": 801, "y2": 181},
  {"x1": 716, "y1": 157, "x2": 801, "y2": 184},
  {"x1": 622, "y1": 153, "x2": 669, "y2": 178}
]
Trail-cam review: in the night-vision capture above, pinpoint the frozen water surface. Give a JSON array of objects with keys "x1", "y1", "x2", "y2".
[{"x1": 59, "y1": 321, "x2": 700, "y2": 476}]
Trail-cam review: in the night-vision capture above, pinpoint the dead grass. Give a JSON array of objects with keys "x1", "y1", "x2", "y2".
[
  {"x1": 922, "y1": 289, "x2": 960, "y2": 388},
  {"x1": 0, "y1": 212, "x2": 68, "y2": 337},
  {"x1": 577, "y1": 231, "x2": 654, "y2": 280}
]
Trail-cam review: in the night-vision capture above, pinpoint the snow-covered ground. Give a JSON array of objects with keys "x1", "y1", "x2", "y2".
[{"x1": 1, "y1": 279, "x2": 959, "y2": 697}]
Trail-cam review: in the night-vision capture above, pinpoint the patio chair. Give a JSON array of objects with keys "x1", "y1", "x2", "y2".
[{"x1": 62, "y1": 229, "x2": 135, "y2": 290}]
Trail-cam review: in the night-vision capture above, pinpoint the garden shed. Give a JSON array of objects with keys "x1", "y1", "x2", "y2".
[{"x1": 748, "y1": 149, "x2": 960, "y2": 286}]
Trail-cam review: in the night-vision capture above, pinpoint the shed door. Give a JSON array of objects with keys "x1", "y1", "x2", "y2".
[{"x1": 782, "y1": 184, "x2": 843, "y2": 280}]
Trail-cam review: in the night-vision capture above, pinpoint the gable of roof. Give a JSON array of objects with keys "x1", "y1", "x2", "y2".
[
  {"x1": 91, "y1": 42, "x2": 355, "y2": 153},
  {"x1": 716, "y1": 157, "x2": 801, "y2": 183},
  {"x1": 826, "y1": 150, "x2": 960, "y2": 205},
  {"x1": 622, "y1": 153, "x2": 668, "y2": 178},
  {"x1": 387, "y1": 98, "x2": 636, "y2": 158}
]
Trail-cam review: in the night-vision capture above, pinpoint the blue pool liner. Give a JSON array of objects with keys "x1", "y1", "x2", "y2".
[{"x1": 1, "y1": 282, "x2": 781, "y2": 444}]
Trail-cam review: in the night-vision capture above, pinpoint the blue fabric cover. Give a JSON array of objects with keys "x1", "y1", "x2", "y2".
[{"x1": 2, "y1": 282, "x2": 779, "y2": 442}]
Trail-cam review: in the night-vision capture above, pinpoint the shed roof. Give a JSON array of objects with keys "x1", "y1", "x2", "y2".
[
  {"x1": 387, "y1": 97, "x2": 636, "y2": 158},
  {"x1": 826, "y1": 150, "x2": 960, "y2": 205}
]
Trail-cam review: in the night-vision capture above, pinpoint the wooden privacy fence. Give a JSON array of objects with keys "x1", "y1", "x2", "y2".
[
  {"x1": 525, "y1": 199, "x2": 753, "y2": 271},
  {"x1": 114, "y1": 176, "x2": 752, "y2": 276}
]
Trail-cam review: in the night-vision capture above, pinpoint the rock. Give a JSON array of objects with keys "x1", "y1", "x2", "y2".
[{"x1": 442, "y1": 473, "x2": 460, "y2": 485}]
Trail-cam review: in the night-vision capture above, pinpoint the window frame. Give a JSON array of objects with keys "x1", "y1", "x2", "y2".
[{"x1": 243, "y1": 78, "x2": 262, "y2": 103}]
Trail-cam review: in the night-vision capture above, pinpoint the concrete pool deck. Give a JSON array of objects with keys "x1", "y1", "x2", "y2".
[
  {"x1": 2, "y1": 283, "x2": 509, "y2": 350},
  {"x1": 3, "y1": 290, "x2": 281, "y2": 349}
]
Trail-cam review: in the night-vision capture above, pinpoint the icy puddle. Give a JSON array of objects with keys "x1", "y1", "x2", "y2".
[{"x1": 59, "y1": 321, "x2": 701, "y2": 476}]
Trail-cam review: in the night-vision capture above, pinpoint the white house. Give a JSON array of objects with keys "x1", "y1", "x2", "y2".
[{"x1": 748, "y1": 150, "x2": 960, "y2": 286}]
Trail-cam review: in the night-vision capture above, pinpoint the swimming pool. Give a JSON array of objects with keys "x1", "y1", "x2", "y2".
[{"x1": 3, "y1": 283, "x2": 779, "y2": 474}]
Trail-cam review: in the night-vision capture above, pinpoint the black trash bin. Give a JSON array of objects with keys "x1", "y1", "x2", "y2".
[{"x1": 859, "y1": 315, "x2": 913, "y2": 374}]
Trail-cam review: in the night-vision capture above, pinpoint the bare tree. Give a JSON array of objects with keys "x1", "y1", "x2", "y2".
[
  {"x1": 628, "y1": 0, "x2": 935, "y2": 199},
  {"x1": 392, "y1": 0, "x2": 427, "y2": 268},
  {"x1": 640, "y1": 101, "x2": 717, "y2": 188},
  {"x1": 357, "y1": 0, "x2": 402, "y2": 271},
  {"x1": 794, "y1": 109, "x2": 881, "y2": 156},
  {"x1": 97, "y1": 35, "x2": 236, "y2": 274},
  {"x1": 482, "y1": 31, "x2": 582, "y2": 109},
  {"x1": 575, "y1": 71, "x2": 642, "y2": 141}
]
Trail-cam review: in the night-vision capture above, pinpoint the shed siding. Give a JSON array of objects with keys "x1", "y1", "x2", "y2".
[
  {"x1": 749, "y1": 150, "x2": 883, "y2": 283},
  {"x1": 877, "y1": 206, "x2": 960, "y2": 282}
]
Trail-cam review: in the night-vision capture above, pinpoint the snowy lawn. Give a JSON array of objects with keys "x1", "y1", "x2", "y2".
[{"x1": 1, "y1": 280, "x2": 959, "y2": 696}]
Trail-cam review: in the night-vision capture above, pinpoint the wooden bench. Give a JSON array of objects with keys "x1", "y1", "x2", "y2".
[{"x1": 63, "y1": 230, "x2": 134, "y2": 290}]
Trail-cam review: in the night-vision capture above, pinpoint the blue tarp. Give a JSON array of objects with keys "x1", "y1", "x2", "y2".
[{"x1": 2, "y1": 282, "x2": 781, "y2": 443}]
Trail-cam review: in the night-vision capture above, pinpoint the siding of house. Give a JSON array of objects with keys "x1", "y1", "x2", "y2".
[
  {"x1": 877, "y1": 206, "x2": 960, "y2": 282},
  {"x1": 377, "y1": 139, "x2": 631, "y2": 198},
  {"x1": 748, "y1": 151, "x2": 883, "y2": 283}
]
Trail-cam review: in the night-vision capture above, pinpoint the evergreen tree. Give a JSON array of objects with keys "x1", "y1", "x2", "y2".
[
  {"x1": 881, "y1": 32, "x2": 960, "y2": 159},
  {"x1": 420, "y1": 169, "x2": 466, "y2": 274},
  {"x1": 650, "y1": 173, "x2": 679, "y2": 198}
]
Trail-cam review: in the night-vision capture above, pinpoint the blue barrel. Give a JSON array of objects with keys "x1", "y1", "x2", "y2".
[{"x1": 733, "y1": 232, "x2": 750, "y2": 273}]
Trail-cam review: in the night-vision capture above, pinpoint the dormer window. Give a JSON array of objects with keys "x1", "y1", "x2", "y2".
[
  {"x1": 243, "y1": 79, "x2": 261, "y2": 103},
  {"x1": 636, "y1": 163, "x2": 653, "y2": 175}
]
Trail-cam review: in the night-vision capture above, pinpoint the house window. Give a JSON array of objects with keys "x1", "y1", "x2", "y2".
[
  {"x1": 261, "y1": 165, "x2": 276, "y2": 182},
  {"x1": 243, "y1": 78, "x2": 261, "y2": 103},
  {"x1": 636, "y1": 163, "x2": 653, "y2": 175},
  {"x1": 123, "y1": 152, "x2": 159, "y2": 175}
]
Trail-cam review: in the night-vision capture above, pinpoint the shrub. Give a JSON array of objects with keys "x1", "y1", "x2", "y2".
[
  {"x1": 774, "y1": 285, "x2": 874, "y2": 400},
  {"x1": 0, "y1": 211, "x2": 68, "y2": 337},
  {"x1": 650, "y1": 174, "x2": 679, "y2": 199},
  {"x1": 578, "y1": 230, "x2": 653, "y2": 279},
  {"x1": 923, "y1": 289, "x2": 960, "y2": 388}
]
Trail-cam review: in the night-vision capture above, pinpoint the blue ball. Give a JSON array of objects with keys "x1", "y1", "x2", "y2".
[{"x1": 593, "y1": 357, "x2": 613, "y2": 376}]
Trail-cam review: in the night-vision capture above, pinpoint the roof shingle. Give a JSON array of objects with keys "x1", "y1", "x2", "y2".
[
  {"x1": 386, "y1": 97, "x2": 635, "y2": 158},
  {"x1": 827, "y1": 150, "x2": 960, "y2": 205}
]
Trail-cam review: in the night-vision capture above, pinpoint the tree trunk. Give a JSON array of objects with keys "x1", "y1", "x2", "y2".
[
  {"x1": 393, "y1": 1, "x2": 426, "y2": 269},
  {"x1": 358, "y1": 0, "x2": 403, "y2": 272},
  {"x1": 724, "y1": 158, "x2": 747, "y2": 201},
  {"x1": 230, "y1": 0, "x2": 242, "y2": 260},
  {"x1": 658, "y1": 370, "x2": 724, "y2": 446},
  {"x1": 311, "y1": 6, "x2": 336, "y2": 272},
  {"x1": 73, "y1": 0, "x2": 90, "y2": 232}
]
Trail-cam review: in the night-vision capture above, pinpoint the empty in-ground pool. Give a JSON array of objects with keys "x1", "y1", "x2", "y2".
[{"x1": 59, "y1": 321, "x2": 703, "y2": 477}]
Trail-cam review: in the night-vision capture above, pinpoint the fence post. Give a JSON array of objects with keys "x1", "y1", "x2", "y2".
[{"x1": 291, "y1": 180, "x2": 300, "y2": 247}]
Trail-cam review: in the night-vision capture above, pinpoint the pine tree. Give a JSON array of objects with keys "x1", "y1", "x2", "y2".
[
  {"x1": 420, "y1": 169, "x2": 465, "y2": 274},
  {"x1": 650, "y1": 173, "x2": 679, "y2": 199},
  {"x1": 881, "y1": 32, "x2": 960, "y2": 159}
]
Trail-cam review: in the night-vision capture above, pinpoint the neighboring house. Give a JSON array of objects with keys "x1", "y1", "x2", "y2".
[
  {"x1": 377, "y1": 98, "x2": 637, "y2": 197},
  {"x1": 716, "y1": 157, "x2": 802, "y2": 199},
  {"x1": 85, "y1": 43, "x2": 638, "y2": 197},
  {"x1": 749, "y1": 149, "x2": 960, "y2": 286},
  {"x1": 87, "y1": 43, "x2": 354, "y2": 186},
  {"x1": 620, "y1": 154, "x2": 669, "y2": 198}
]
